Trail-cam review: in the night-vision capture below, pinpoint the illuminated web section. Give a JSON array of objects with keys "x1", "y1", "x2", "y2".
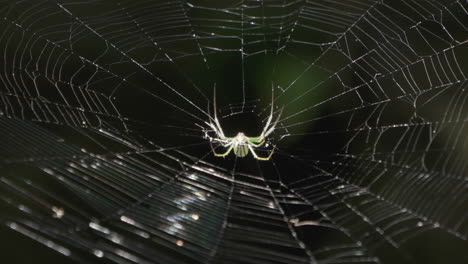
[{"x1": 0, "y1": 0, "x2": 467, "y2": 264}]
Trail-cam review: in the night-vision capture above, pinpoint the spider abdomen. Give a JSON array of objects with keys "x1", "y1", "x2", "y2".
[{"x1": 233, "y1": 143, "x2": 249, "y2": 157}]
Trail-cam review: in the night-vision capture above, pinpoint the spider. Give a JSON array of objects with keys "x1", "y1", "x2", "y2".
[{"x1": 204, "y1": 88, "x2": 283, "y2": 160}]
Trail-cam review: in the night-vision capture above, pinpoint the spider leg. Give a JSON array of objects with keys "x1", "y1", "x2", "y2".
[
  {"x1": 262, "y1": 106, "x2": 284, "y2": 139},
  {"x1": 212, "y1": 85, "x2": 226, "y2": 139},
  {"x1": 260, "y1": 86, "x2": 284, "y2": 139},
  {"x1": 206, "y1": 135, "x2": 230, "y2": 145},
  {"x1": 210, "y1": 141, "x2": 234, "y2": 157},
  {"x1": 247, "y1": 144, "x2": 276, "y2": 161},
  {"x1": 205, "y1": 85, "x2": 225, "y2": 138},
  {"x1": 260, "y1": 85, "x2": 275, "y2": 136},
  {"x1": 248, "y1": 137, "x2": 265, "y2": 147}
]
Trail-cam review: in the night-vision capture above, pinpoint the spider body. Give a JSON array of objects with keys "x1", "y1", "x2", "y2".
[
  {"x1": 232, "y1": 133, "x2": 249, "y2": 157},
  {"x1": 205, "y1": 88, "x2": 283, "y2": 160}
]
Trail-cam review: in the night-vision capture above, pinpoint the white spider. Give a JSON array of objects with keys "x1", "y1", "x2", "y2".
[{"x1": 204, "y1": 88, "x2": 283, "y2": 160}]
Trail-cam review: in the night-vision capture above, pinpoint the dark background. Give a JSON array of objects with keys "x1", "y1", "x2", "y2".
[{"x1": 0, "y1": 0, "x2": 467, "y2": 263}]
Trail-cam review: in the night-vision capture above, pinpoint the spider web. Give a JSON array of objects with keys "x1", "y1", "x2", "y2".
[{"x1": 0, "y1": 0, "x2": 467, "y2": 263}]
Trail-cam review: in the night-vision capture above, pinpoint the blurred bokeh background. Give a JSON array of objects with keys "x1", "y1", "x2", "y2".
[{"x1": 0, "y1": 0, "x2": 467, "y2": 263}]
